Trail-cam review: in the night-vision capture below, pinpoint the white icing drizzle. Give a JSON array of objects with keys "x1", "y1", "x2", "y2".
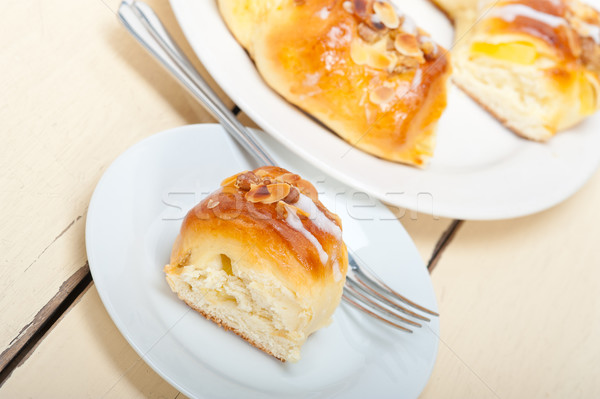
[
  {"x1": 294, "y1": 194, "x2": 342, "y2": 240},
  {"x1": 284, "y1": 203, "x2": 329, "y2": 265},
  {"x1": 401, "y1": 15, "x2": 417, "y2": 35},
  {"x1": 303, "y1": 72, "x2": 321, "y2": 87},
  {"x1": 395, "y1": 81, "x2": 410, "y2": 98},
  {"x1": 359, "y1": 89, "x2": 368, "y2": 106},
  {"x1": 323, "y1": 51, "x2": 336, "y2": 70},
  {"x1": 371, "y1": 13, "x2": 382, "y2": 24},
  {"x1": 318, "y1": 7, "x2": 330, "y2": 19},
  {"x1": 342, "y1": 0, "x2": 353, "y2": 13},
  {"x1": 327, "y1": 25, "x2": 351, "y2": 46},
  {"x1": 489, "y1": 3, "x2": 600, "y2": 45},
  {"x1": 410, "y1": 68, "x2": 422, "y2": 91},
  {"x1": 332, "y1": 259, "x2": 343, "y2": 282},
  {"x1": 419, "y1": 35, "x2": 438, "y2": 55},
  {"x1": 581, "y1": 22, "x2": 600, "y2": 44},
  {"x1": 490, "y1": 4, "x2": 567, "y2": 28}
]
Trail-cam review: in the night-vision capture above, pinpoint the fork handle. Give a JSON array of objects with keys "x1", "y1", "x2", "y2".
[
  {"x1": 117, "y1": 0, "x2": 438, "y2": 331},
  {"x1": 118, "y1": 0, "x2": 277, "y2": 167}
]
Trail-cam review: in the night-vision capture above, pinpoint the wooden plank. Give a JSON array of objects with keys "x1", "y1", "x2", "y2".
[
  {"x1": 396, "y1": 213, "x2": 455, "y2": 267},
  {"x1": 421, "y1": 170, "x2": 600, "y2": 398},
  {"x1": 0, "y1": 0, "x2": 228, "y2": 367},
  {"x1": 427, "y1": 220, "x2": 463, "y2": 270},
  {"x1": 0, "y1": 264, "x2": 89, "y2": 374},
  {"x1": 0, "y1": 285, "x2": 184, "y2": 398}
]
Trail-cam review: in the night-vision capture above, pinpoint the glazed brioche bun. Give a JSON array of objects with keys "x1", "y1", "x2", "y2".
[
  {"x1": 434, "y1": 0, "x2": 600, "y2": 140},
  {"x1": 164, "y1": 166, "x2": 348, "y2": 362},
  {"x1": 218, "y1": 0, "x2": 451, "y2": 167}
]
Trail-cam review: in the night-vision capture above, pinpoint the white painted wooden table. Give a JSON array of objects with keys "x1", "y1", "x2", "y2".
[{"x1": 1, "y1": 1, "x2": 599, "y2": 398}]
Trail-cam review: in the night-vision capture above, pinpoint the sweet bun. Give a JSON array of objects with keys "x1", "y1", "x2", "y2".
[
  {"x1": 164, "y1": 166, "x2": 348, "y2": 362},
  {"x1": 434, "y1": 0, "x2": 600, "y2": 140},
  {"x1": 218, "y1": 0, "x2": 451, "y2": 166}
]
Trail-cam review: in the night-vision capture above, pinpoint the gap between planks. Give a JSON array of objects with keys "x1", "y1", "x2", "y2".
[
  {"x1": 0, "y1": 266, "x2": 92, "y2": 386},
  {"x1": 428, "y1": 220, "x2": 463, "y2": 272}
]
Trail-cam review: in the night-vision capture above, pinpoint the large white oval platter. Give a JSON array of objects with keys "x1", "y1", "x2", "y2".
[{"x1": 170, "y1": 0, "x2": 600, "y2": 220}]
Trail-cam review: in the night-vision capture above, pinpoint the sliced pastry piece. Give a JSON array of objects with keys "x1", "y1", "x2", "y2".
[
  {"x1": 434, "y1": 0, "x2": 600, "y2": 140},
  {"x1": 218, "y1": 0, "x2": 451, "y2": 166},
  {"x1": 164, "y1": 166, "x2": 348, "y2": 362}
]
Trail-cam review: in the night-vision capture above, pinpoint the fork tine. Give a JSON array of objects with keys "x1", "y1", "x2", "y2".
[
  {"x1": 345, "y1": 279, "x2": 422, "y2": 327},
  {"x1": 346, "y1": 277, "x2": 425, "y2": 324},
  {"x1": 350, "y1": 273, "x2": 431, "y2": 322},
  {"x1": 350, "y1": 258, "x2": 439, "y2": 317},
  {"x1": 342, "y1": 289, "x2": 413, "y2": 333}
]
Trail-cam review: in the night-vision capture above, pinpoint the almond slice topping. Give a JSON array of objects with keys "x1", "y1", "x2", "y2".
[
  {"x1": 207, "y1": 199, "x2": 220, "y2": 209},
  {"x1": 245, "y1": 183, "x2": 291, "y2": 204},
  {"x1": 358, "y1": 22, "x2": 380, "y2": 43},
  {"x1": 283, "y1": 202, "x2": 311, "y2": 218},
  {"x1": 276, "y1": 172, "x2": 302, "y2": 185},
  {"x1": 295, "y1": 179, "x2": 319, "y2": 201},
  {"x1": 395, "y1": 33, "x2": 424, "y2": 61},
  {"x1": 350, "y1": 40, "x2": 370, "y2": 64},
  {"x1": 369, "y1": 86, "x2": 395, "y2": 105},
  {"x1": 373, "y1": 1, "x2": 399, "y2": 29},
  {"x1": 254, "y1": 169, "x2": 271, "y2": 178},
  {"x1": 352, "y1": 0, "x2": 373, "y2": 18},
  {"x1": 419, "y1": 37, "x2": 437, "y2": 59},
  {"x1": 283, "y1": 186, "x2": 300, "y2": 204},
  {"x1": 220, "y1": 171, "x2": 246, "y2": 187},
  {"x1": 368, "y1": 50, "x2": 397, "y2": 71},
  {"x1": 235, "y1": 171, "x2": 261, "y2": 191},
  {"x1": 342, "y1": 0, "x2": 354, "y2": 13}
]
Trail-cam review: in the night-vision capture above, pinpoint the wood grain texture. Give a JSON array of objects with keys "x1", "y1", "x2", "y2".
[
  {"x1": 3, "y1": 0, "x2": 599, "y2": 397},
  {"x1": 0, "y1": 274, "x2": 92, "y2": 385},
  {"x1": 0, "y1": 285, "x2": 184, "y2": 398},
  {"x1": 427, "y1": 220, "x2": 463, "y2": 270},
  {"x1": 397, "y1": 213, "x2": 454, "y2": 266},
  {"x1": 421, "y1": 170, "x2": 600, "y2": 399},
  {"x1": 0, "y1": 264, "x2": 89, "y2": 373},
  {"x1": 0, "y1": 0, "x2": 227, "y2": 366}
]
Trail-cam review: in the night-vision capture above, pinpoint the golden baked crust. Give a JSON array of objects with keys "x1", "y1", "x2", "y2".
[
  {"x1": 169, "y1": 166, "x2": 346, "y2": 288},
  {"x1": 472, "y1": 0, "x2": 600, "y2": 67},
  {"x1": 434, "y1": 0, "x2": 600, "y2": 140},
  {"x1": 218, "y1": 0, "x2": 451, "y2": 166},
  {"x1": 164, "y1": 166, "x2": 348, "y2": 362},
  {"x1": 180, "y1": 298, "x2": 286, "y2": 361}
]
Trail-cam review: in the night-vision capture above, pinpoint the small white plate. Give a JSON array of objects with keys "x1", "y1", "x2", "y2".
[
  {"x1": 86, "y1": 124, "x2": 439, "y2": 399},
  {"x1": 170, "y1": 0, "x2": 600, "y2": 220}
]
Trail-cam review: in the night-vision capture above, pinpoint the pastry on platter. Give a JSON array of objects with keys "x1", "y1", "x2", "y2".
[
  {"x1": 434, "y1": 0, "x2": 600, "y2": 140},
  {"x1": 218, "y1": 0, "x2": 451, "y2": 166},
  {"x1": 164, "y1": 166, "x2": 348, "y2": 362}
]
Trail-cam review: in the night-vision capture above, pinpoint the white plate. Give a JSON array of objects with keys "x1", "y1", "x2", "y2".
[
  {"x1": 86, "y1": 124, "x2": 439, "y2": 399},
  {"x1": 170, "y1": 0, "x2": 600, "y2": 220}
]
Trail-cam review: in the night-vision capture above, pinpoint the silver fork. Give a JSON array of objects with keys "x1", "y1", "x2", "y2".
[{"x1": 118, "y1": 0, "x2": 438, "y2": 332}]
